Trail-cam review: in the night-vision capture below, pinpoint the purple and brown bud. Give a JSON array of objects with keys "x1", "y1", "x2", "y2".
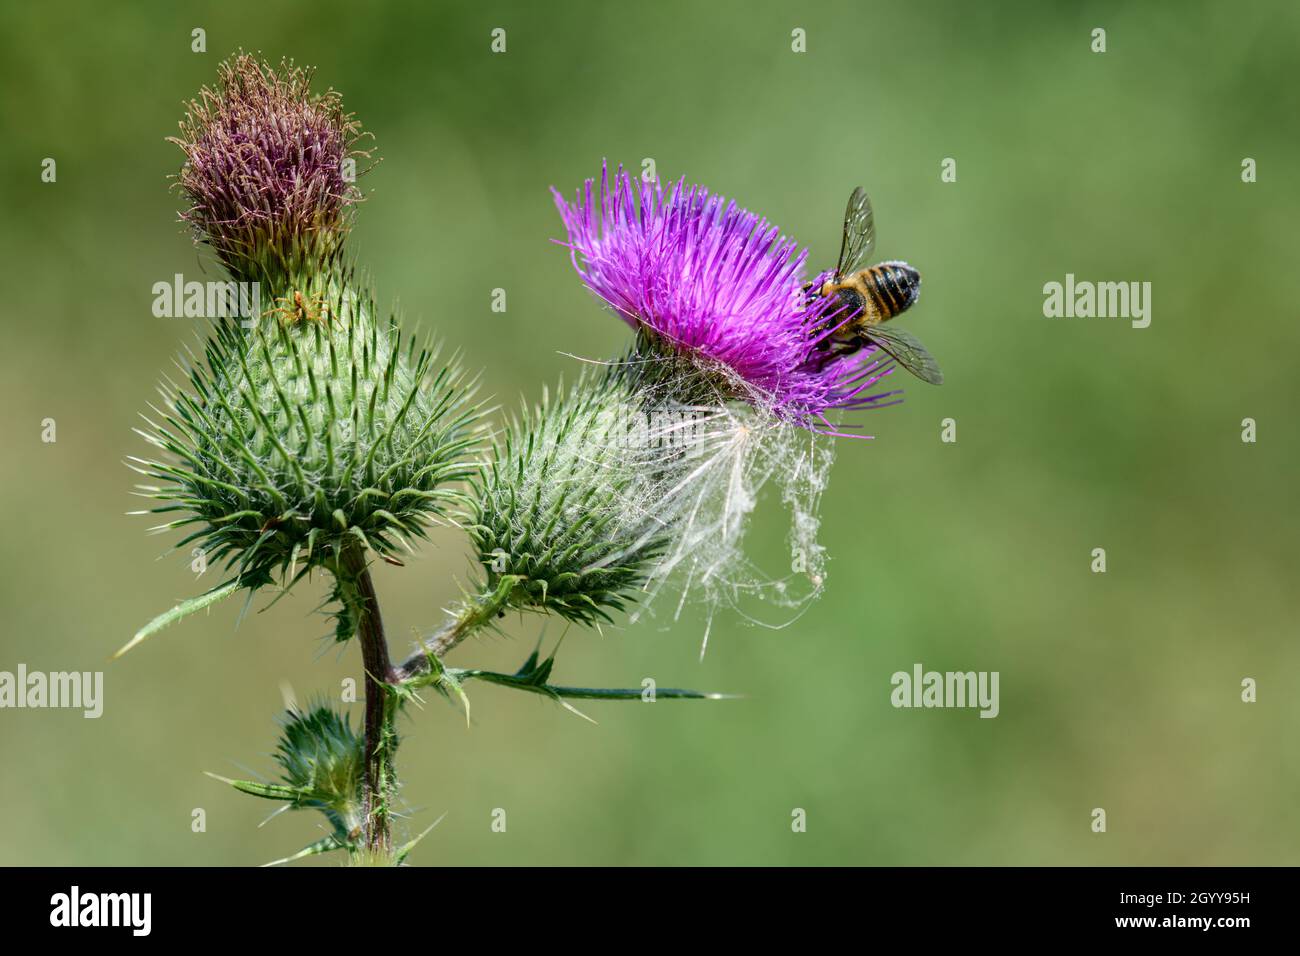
[{"x1": 170, "y1": 53, "x2": 372, "y2": 289}]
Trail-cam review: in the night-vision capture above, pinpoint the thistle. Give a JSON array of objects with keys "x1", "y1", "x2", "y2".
[
  {"x1": 126, "y1": 59, "x2": 742, "y2": 866},
  {"x1": 136, "y1": 52, "x2": 476, "y2": 600},
  {"x1": 550, "y1": 165, "x2": 909, "y2": 638}
]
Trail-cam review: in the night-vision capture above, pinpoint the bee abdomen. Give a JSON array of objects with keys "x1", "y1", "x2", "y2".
[{"x1": 865, "y1": 260, "x2": 921, "y2": 320}]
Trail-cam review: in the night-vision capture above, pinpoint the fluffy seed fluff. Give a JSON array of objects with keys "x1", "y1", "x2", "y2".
[{"x1": 619, "y1": 349, "x2": 836, "y2": 648}]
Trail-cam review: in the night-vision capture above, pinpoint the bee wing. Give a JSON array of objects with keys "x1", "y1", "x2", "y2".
[
  {"x1": 865, "y1": 325, "x2": 944, "y2": 385},
  {"x1": 836, "y1": 186, "x2": 876, "y2": 276}
]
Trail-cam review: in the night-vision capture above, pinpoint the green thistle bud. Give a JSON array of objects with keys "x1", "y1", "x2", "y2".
[
  {"x1": 274, "y1": 703, "x2": 365, "y2": 829},
  {"x1": 212, "y1": 703, "x2": 366, "y2": 849},
  {"x1": 132, "y1": 273, "x2": 480, "y2": 587},
  {"x1": 466, "y1": 361, "x2": 690, "y2": 625}
]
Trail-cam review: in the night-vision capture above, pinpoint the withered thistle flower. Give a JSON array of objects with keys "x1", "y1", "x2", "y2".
[{"x1": 170, "y1": 53, "x2": 372, "y2": 289}]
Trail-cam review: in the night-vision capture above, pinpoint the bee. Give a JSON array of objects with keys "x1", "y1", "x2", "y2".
[
  {"x1": 265, "y1": 289, "x2": 331, "y2": 326},
  {"x1": 805, "y1": 187, "x2": 943, "y2": 384}
]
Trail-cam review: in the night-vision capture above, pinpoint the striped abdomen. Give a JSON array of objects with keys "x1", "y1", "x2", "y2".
[{"x1": 824, "y1": 260, "x2": 921, "y2": 325}]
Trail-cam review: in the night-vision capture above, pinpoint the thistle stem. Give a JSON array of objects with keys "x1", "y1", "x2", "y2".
[
  {"x1": 394, "y1": 577, "x2": 518, "y2": 681},
  {"x1": 337, "y1": 541, "x2": 397, "y2": 855}
]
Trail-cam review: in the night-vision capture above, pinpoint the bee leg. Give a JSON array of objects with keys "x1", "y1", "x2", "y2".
[
  {"x1": 807, "y1": 338, "x2": 848, "y2": 371},
  {"x1": 829, "y1": 335, "x2": 864, "y2": 358}
]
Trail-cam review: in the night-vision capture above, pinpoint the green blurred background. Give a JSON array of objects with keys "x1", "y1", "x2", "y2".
[{"x1": 1, "y1": 0, "x2": 1296, "y2": 866}]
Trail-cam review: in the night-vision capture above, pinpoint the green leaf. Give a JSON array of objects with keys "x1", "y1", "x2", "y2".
[
  {"x1": 261, "y1": 835, "x2": 347, "y2": 868},
  {"x1": 204, "y1": 770, "x2": 310, "y2": 802},
  {"x1": 453, "y1": 668, "x2": 729, "y2": 701},
  {"x1": 493, "y1": 680, "x2": 729, "y2": 701},
  {"x1": 444, "y1": 646, "x2": 732, "y2": 716},
  {"x1": 114, "y1": 577, "x2": 243, "y2": 659},
  {"x1": 394, "y1": 812, "x2": 447, "y2": 865}
]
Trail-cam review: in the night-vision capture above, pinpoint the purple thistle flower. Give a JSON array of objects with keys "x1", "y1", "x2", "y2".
[
  {"x1": 552, "y1": 164, "x2": 900, "y2": 431},
  {"x1": 169, "y1": 54, "x2": 372, "y2": 287}
]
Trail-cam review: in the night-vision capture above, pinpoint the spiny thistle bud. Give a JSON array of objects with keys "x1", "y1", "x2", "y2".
[
  {"x1": 273, "y1": 704, "x2": 365, "y2": 830},
  {"x1": 170, "y1": 53, "x2": 371, "y2": 290},
  {"x1": 132, "y1": 274, "x2": 479, "y2": 588},
  {"x1": 214, "y1": 703, "x2": 365, "y2": 851},
  {"x1": 466, "y1": 361, "x2": 695, "y2": 625}
]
